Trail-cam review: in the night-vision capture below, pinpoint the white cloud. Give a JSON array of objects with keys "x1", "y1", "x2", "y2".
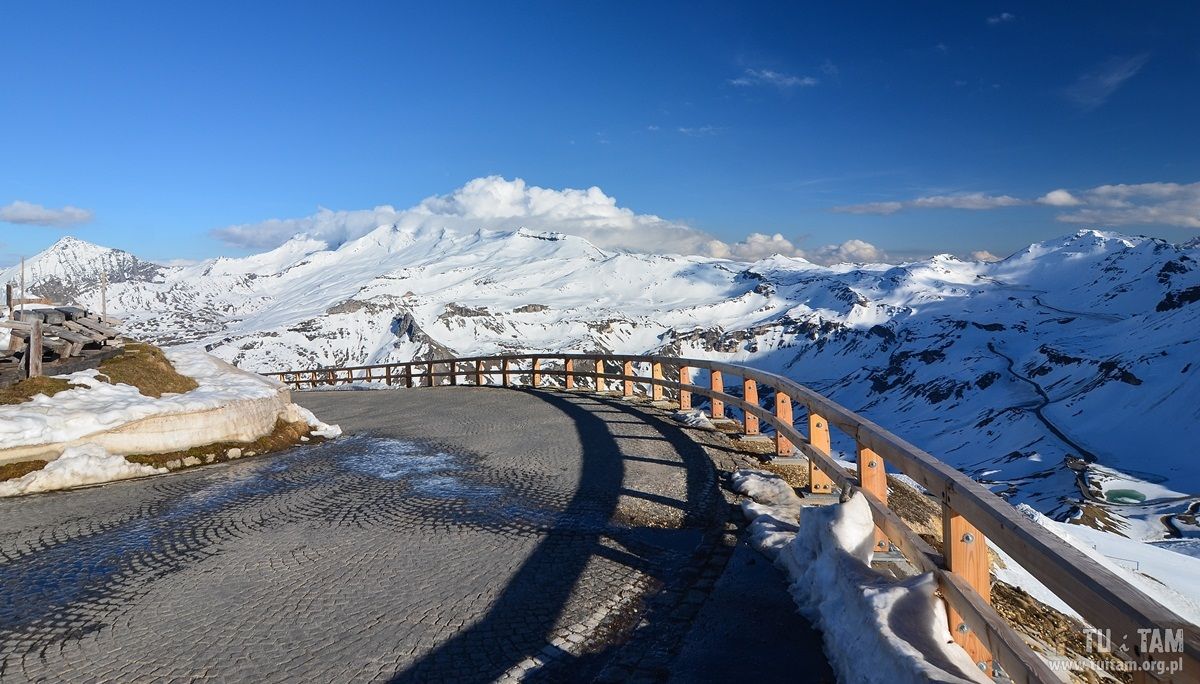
[
  {"x1": 808, "y1": 239, "x2": 888, "y2": 264},
  {"x1": 987, "y1": 12, "x2": 1015, "y2": 24},
  {"x1": 212, "y1": 176, "x2": 887, "y2": 266},
  {"x1": 1037, "y1": 189, "x2": 1082, "y2": 206},
  {"x1": 730, "y1": 68, "x2": 818, "y2": 89},
  {"x1": 1064, "y1": 54, "x2": 1149, "y2": 110},
  {"x1": 0, "y1": 200, "x2": 94, "y2": 227},
  {"x1": 1051, "y1": 181, "x2": 1200, "y2": 229},
  {"x1": 677, "y1": 125, "x2": 719, "y2": 137},
  {"x1": 970, "y1": 250, "x2": 1002, "y2": 262},
  {"x1": 832, "y1": 193, "x2": 1022, "y2": 215}
]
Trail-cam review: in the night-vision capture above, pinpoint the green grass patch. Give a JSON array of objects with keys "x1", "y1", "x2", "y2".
[
  {"x1": 97, "y1": 342, "x2": 198, "y2": 397},
  {"x1": 0, "y1": 377, "x2": 79, "y2": 405}
]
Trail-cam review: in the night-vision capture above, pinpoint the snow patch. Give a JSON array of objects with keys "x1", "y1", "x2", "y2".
[
  {"x1": 285, "y1": 403, "x2": 343, "y2": 438},
  {"x1": 670, "y1": 409, "x2": 716, "y2": 431},
  {"x1": 0, "y1": 444, "x2": 164, "y2": 497}
]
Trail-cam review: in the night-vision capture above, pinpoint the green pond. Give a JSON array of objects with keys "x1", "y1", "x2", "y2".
[{"x1": 1104, "y1": 488, "x2": 1146, "y2": 504}]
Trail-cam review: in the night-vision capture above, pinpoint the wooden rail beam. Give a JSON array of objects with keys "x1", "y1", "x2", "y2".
[
  {"x1": 743, "y1": 378, "x2": 759, "y2": 435},
  {"x1": 808, "y1": 412, "x2": 835, "y2": 495}
]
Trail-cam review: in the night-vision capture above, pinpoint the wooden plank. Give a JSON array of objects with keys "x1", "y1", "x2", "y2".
[
  {"x1": 743, "y1": 378, "x2": 759, "y2": 435},
  {"x1": 0, "y1": 320, "x2": 33, "y2": 331},
  {"x1": 678, "y1": 366, "x2": 691, "y2": 410},
  {"x1": 857, "y1": 444, "x2": 890, "y2": 553},
  {"x1": 710, "y1": 370, "x2": 724, "y2": 418},
  {"x1": 808, "y1": 412, "x2": 835, "y2": 494},
  {"x1": 944, "y1": 506, "x2": 993, "y2": 672},
  {"x1": 74, "y1": 317, "x2": 119, "y2": 338},
  {"x1": 61, "y1": 320, "x2": 106, "y2": 341},
  {"x1": 651, "y1": 361, "x2": 663, "y2": 401}
]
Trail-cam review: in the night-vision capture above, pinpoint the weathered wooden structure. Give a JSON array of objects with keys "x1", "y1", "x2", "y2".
[
  {"x1": 267, "y1": 354, "x2": 1198, "y2": 683},
  {"x1": 0, "y1": 307, "x2": 123, "y2": 384}
]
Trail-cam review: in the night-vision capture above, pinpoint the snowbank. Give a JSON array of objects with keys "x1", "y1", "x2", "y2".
[
  {"x1": 0, "y1": 444, "x2": 164, "y2": 497},
  {"x1": 0, "y1": 348, "x2": 341, "y2": 467},
  {"x1": 0, "y1": 349, "x2": 283, "y2": 450},
  {"x1": 732, "y1": 469, "x2": 989, "y2": 684}
]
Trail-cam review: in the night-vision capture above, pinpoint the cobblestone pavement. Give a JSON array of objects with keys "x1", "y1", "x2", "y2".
[{"x1": 0, "y1": 387, "x2": 742, "y2": 683}]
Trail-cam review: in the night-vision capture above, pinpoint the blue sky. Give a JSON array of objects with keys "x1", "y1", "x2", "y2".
[{"x1": 2, "y1": 1, "x2": 1198, "y2": 265}]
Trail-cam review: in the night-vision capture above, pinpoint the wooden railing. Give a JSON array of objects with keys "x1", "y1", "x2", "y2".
[{"x1": 266, "y1": 354, "x2": 1198, "y2": 683}]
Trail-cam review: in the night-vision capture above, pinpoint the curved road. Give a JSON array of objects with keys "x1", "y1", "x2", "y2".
[{"x1": 0, "y1": 387, "x2": 828, "y2": 682}]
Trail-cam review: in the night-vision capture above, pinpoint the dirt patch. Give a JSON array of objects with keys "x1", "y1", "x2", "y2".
[
  {"x1": 126, "y1": 419, "x2": 321, "y2": 469},
  {"x1": 0, "y1": 376, "x2": 81, "y2": 405},
  {"x1": 0, "y1": 459, "x2": 48, "y2": 482},
  {"x1": 761, "y1": 461, "x2": 811, "y2": 489},
  {"x1": 97, "y1": 342, "x2": 198, "y2": 398}
]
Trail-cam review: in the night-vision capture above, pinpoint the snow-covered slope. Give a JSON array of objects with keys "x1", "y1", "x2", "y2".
[{"x1": 7, "y1": 229, "x2": 1199, "y2": 545}]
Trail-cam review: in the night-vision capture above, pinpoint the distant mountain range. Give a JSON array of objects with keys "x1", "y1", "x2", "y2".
[{"x1": 3, "y1": 228, "x2": 1198, "y2": 541}]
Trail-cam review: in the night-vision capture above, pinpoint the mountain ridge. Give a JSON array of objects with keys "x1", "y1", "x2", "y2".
[{"x1": 3, "y1": 228, "x2": 1198, "y2": 542}]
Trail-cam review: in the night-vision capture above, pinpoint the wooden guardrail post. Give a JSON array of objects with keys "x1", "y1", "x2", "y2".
[
  {"x1": 808, "y1": 412, "x2": 835, "y2": 494},
  {"x1": 651, "y1": 361, "x2": 664, "y2": 401},
  {"x1": 564, "y1": 358, "x2": 575, "y2": 389},
  {"x1": 710, "y1": 370, "x2": 724, "y2": 418},
  {"x1": 425, "y1": 362, "x2": 434, "y2": 387},
  {"x1": 474, "y1": 359, "x2": 484, "y2": 385},
  {"x1": 857, "y1": 444, "x2": 890, "y2": 552},
  {"x1": 403, "y1": 364, "x2": 412, "y2": 388},
  {"x1": 774, "y1": 391, "x2": 791, "y2": 456},
  {"x1": 678, "y1": 366, "x2": 691, "y2": 409},
  {"x1": 622, "y1": 360, "x2": 634, "y2": 396},
  {"x1": 385, "y1": 365, "x2": 394, "y2": 386},
  {"x1": 944, "y1": 505, "x2": 993, "y2": 673},
  {"x1": 743, "y1": 378, "x2": 759, "y2": 435},
  {"x1": 531, "y1": 357, "x2": 541, "y2": 387},
  {"x1": 502, "y1": 358, "x2": 510, "y2": 387},
  {"x1": 449, "y1": 361, "x2": 458, "y2": 385}
]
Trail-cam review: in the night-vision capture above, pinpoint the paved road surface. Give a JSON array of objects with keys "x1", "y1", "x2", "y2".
[{"x1": 0, "y1": 387, "x2": 830, "y2": 682}]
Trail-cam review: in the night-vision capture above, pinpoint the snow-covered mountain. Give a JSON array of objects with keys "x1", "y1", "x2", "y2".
[{"x1": 5, "y1": 228, "x2": 1198, "y2": 544}]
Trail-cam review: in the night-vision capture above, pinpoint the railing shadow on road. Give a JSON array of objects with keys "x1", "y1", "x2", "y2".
[{"x1": 388, "y1": 389, "x2": 722, "y2": 683}]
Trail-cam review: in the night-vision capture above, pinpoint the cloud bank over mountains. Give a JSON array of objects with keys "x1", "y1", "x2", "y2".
[
  {"x1": 834, "y1": 181, "x2": 1200, "y2": 229},
  {"x1": 213, "y1": 176, "x2": 889, "y2": 265}
]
